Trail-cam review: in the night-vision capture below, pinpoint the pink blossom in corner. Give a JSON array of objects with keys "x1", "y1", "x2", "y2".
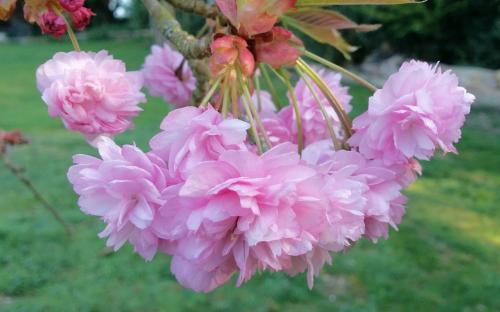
[
  {"x1": 67, "y1": 136, "x2": 168, "y2": 261},
  {"x1": 157, "y1": 143, "x2": 332, "y2": 292},
  {"x1": 149, "y1": 105, "x2": 250, "y2": 181},
  {"x1": 142, "y1": 44, "x2": 196, "y2": 107},
  {"x1": 280, "y1": 68, "x2": 352, "y2": 146},
  {"x1": 36, "y1": 50, "x2": 146, "y2": 140},
  {"x1": 349, "y1": 60, "x2": 475, "y2": 165}
]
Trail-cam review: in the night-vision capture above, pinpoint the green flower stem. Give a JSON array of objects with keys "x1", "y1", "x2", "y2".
[
  {"x1": 241, "y1": 82, "x2": 273, "y2": 149},
  {"x1": 295, "y1": 65, "x2": 342, "y2": 151},
  {"x1": 277, "y1": 68, "x2": 304, "y2": 154},
  {"x1": 259, "y1": 64, "x2": 283, "y2": 110},
  {"x1": 297, "y1": 59, "x2": 353, "y2": 140},
  {"x1": 303, "y1": 50, "x2": 377, "y2": 92},
  {"x1": 199, "y1": 75, "x2": 224, "y2": 108}
]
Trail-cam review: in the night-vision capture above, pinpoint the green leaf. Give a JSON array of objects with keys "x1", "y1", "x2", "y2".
[
  {"x1": 285, "y1": 8, "x2": 381, "y2": 32},
  {"x1": 296, "y1": 0, "x2": 424, "y2": 6},
  {"x1": 282, "y1": 8, "x2": 382, "y2": 59}
]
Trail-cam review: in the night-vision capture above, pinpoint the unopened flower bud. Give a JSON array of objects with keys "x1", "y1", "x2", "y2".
[
  {"x1": 208, "y1": 35, "x2": 255, "y2": 77},
  {"x1": 255, "y1": 27, "x2": 303, "y2": 68},
  {"x1": 39, "y1": 11, "x2": 67, "y2": 39},
  {"x1": 70, "y1": 7, "x2": 94, "y2": 31},
  {"x1": 59, "y1": 0, "x2": 85, "y2": 12}
]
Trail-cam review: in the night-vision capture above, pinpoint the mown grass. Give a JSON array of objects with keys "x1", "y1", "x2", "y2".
[{"x1": 0, "y1": 38, "x2": 499, "y2": 312}]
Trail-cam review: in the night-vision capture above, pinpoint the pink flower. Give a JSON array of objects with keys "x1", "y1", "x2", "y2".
[
  {"x1": 69, "y1": 7, "x2": 94, "y2": 31},
  {"x1": 142, "y1": 44, "x2": 196, "y2": 107},
  {"x1": 39, "y1": 11, "x2": 67, "y2": 38},
  {"x1": 59, "y1": 0, "x2": 85, "y2": 12},
  {"x1": 216, "y1": 0, "x2": 296, "y2": 37},
  {"x1": 280, "y1": 68, "x2": 352, "y2": 146},
  {"x1": 208, "y1": 35, "x2": 255, "y2": 77},
  {"x1": 36, "y1": 50, "x2": 146, "y2": 140},
  {"x1": 158, "y1": 143, "x2": 331, "y2": 292},
  {"x1": 303, "y1": 141, "x2": 407, "y2": 242},
  {"x1": 149, "y1": 105, "x2": 250, "y2": 181},
  {"x1": 67, "y1": 136, "x2": 168, "y2": 261},
  {"x1": 349, "y1": 60, "x2": 475, "y2": 165},
  {"x1": 254, "y1": 27, "x2": 303, "y2": 68}
]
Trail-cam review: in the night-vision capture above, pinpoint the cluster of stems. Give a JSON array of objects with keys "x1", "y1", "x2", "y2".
[{"x1": 142, "y1": 0, "x2": 380, "y2": 155}]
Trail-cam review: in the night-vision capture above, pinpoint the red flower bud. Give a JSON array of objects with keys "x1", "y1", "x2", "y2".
[
  {"x1": 255, "y1": 27, "x2": 303, "y2": 68},
  {"x1": 39, "y1": 11, "x2": 67, "y2": 39},
  {"x1": 209, "y1": 35, "x2": 255, "y2": 77},
  {"x1": 59, "y1": 0, "x2": 85, "y2": 12},
  {"x1": 70, "y1": 7, "x2": 94, "y2": 31}
]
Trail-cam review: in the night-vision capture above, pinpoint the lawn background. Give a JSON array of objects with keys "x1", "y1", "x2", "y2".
[{"x1": 0, "y1": 38, "x2": 499, "y2": 311}]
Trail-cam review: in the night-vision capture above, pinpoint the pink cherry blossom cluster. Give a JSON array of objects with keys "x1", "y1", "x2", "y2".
[
  {"x1": 34, "y1": 46, "x2": 474, "y2": 292},
  {"x1": 24, "y1": 0, "x2": 95, "y2": 38}
]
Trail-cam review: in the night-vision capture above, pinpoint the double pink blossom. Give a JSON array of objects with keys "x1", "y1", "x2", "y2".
[
  {"x1": 36, "y1": 50, "x2": 146, "y2": 140},
  {"x1": 303, "y1": 141, "x2": 407, "y2": 242},
  {"x1": 142, "y1": 44, "x2": 196, "y2": 107},
  {"x1": 149, "y1": 105, "x2": 250, "y2": 181},
  {"x1": 67, "y1": 137, "x2": 168, "y2": 261},
  {"x1": 349, "y1": 60, "x2": 475, "y2": 165},
  {"x1": 158, "y1": 143, "x2": 331, "y2": 292}
]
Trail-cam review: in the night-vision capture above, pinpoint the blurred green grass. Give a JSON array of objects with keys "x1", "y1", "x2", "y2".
[{"x1": 0, "y1": 38, "x2": 499, "y2": 312}]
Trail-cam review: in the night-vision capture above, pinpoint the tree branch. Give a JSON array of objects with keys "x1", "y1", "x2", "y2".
[
  {"x1": 1, "y1": 153, "x2": 73, "y2": 237},
  {"x1": 165, "y1": 0, "x2": 219, "y2": 18},
  {"x1": 142, "y1": 0, "x2": 211, "y2": 59}
]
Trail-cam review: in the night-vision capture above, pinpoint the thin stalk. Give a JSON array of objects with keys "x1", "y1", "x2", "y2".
[
  {"x1": 259, "y1": 64, "x2": 283, "y2": 109},
  {"x1": 231, "y1": 82, "x2": 240, "y2": 118},
  {"x1": 241, "y1": 82, "x2": 272, "y2": 148},
  {"x1": 199, "y1": 75, "x2": 224, "y2": 108},
  {"x1": 1, "y1": 154, "x2": 73, "y2": 236},
  {"x1": 297, "y1": 59, "x2": 352, "y2": 139},
  {"x1": 236, "y1": 73, "x2": 264, "y2": 153},
  {"x1": 254, "y1": 75, "x2": 263, "y2": 112},
  {"x1": 295, "y1": 66, "x2": 342, "y2": 151},
  {"x1": 277, "y1": 68, "x2": 304, "y2": 153},
  {"x1": 241, "y1": 93, "x2": 264, "y2": 154},
  {"x1": 303, "y1": 50, "x2": 377, "y2": 92},
  {"x1": 221, "y1": 85, "x2": 231, "y2": 118},
  {"x1": 55, "y1": 8, "x2": 80, "y2": 51}
]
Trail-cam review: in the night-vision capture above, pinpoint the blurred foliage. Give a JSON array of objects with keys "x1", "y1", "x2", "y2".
[{"x1": 340, "y1": 0, "x2": 500, "y2": 67}]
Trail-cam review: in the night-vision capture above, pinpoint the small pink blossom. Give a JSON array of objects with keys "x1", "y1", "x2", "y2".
[
  {"x1": 149, "y1": 105, "x2": 250, "y2": 181},
  {"x1": 142, "y1": 44, "x2": 196, "y2": 107},
  {"x1": 67, "y1": 136, "x2": 168, "y2": 261},
  {"x1": 349, "y1": 60, "x2": 475, "y2": 165},
  {"x1": 280, "y1": 68, "x2": 352, "y2": 146},
  {"x1": 36, "y1": 50, "x2": 146, "y2": 140}
]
